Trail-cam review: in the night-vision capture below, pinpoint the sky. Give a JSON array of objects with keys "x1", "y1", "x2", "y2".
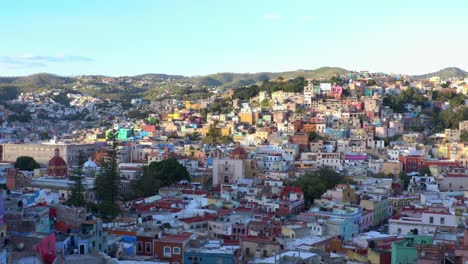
[{"x1": 1, "y1": 0, "x2": 467, "y2": 76}]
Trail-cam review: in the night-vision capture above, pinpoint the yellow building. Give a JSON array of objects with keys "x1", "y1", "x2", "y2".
[
  {"x1": 254, "y1": 130, "x2": 269, "y2": 140},
  {"x1": 429, "y1": 76, "x2": 441, "y2": 83},
  {"x1": 368, "y1": 249, "x2": 390, "y2": 264},
  {"x1": 185, "y1": 101, "x2": 203, "y2": 110},
  {"x1": 239, "y1": 111, "x2": 256, "y2": 124},
  {"x1": 342, "y1": 185, "x2": 356, "y2": 204},
  {"x1": 166, "y1": 112, "x2": 181, "y2": 121},
  {"x1": 379, "y1": 162, "x2": 402, "y2": 176},
  {"x1": 220, "y1": 126, "x2": 231, "y2": 136},
  {"x1": 389, "y1": 196, "x2": 419, "y2": 215}
]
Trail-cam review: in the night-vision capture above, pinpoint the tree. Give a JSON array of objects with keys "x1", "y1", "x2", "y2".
[
  {"x1": 399, "y1": 171, "x2": 410, "y2": 190},
  {"x1": 202, "y1": 122, "x2": 221, "y2": 145},
  {"x1": 0, "y1": 86, "x2": 19, "y2": 101},
  {"x1": 366, "y1": 80, "x2": 377, "y2": 86},
  {"x1": 95, "y1": 131, "x2": 121, "y2": 221},
  {"x1": 261, "y1": 99, "x2": 270, "y2": 108},
  {"x1": 67, "y1": 151, "x2": 87, "y2": 207},
  {"x1": 132, "y1": 158, "x2": 190, "y2": 198},
  {"x1": 147, "y1": 117, "x2": 159, "y2": 125},
  {"x1": 418, "y1": 167, "x2": 431, "y2": 176},
  {"x1": 308, "y1": 132, "x2": 324, "y2": 141},
  {"x1": 15, "y1": 156, "x2": 40, "y2": 171},
  {"x1": 293, "y1": 167, "x2": 348, "y2": 208},
  {"x1": 461, "y1": 131, "x2": 468, "y2": 142}
]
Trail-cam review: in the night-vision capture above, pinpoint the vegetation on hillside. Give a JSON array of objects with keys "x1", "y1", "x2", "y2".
[
  {"x1": 293, "y1": 167, "x2": 349, "y2": 208},
  {"x1": 413, "y1": 67, "x2": 468, "y2": 80},
  {"x1": 189, "y1": 67, "x2": 349, "y2": 88},
  {"x1": 232, "y1": 77, "x2": 306, "y2": 100},
  {"x1": 131, "y1": 158, "x2": 190, "y2": 198},
  {"x1": 382, "y1": 88, "x2": 428, "y2": 112}
]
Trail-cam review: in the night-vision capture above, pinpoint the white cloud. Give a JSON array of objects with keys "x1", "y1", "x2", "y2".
[{"x1": 0, "y1": 55, "x2": 94, "y2": 69}]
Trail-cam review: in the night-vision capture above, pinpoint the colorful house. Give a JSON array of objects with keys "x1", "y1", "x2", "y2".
[{"x1": 391, "y1": 234, "x2": 433, "y2": 264}]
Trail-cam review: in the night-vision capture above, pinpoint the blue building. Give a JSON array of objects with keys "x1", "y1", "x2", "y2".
[
  {"x1": 309, "y1": 202, "x2": 363, "y2": 230},
  {"x1": 325, "y1": 218, "x2": 359, "y2": 241},
  {"x1": 184, "y1": 240, "x2": 239, "y2": 264}
]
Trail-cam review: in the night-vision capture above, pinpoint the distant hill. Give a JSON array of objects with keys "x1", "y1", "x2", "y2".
[
  {"x1": 414, "y1": 67, "x2": 468, "y2": 80},
  {"x1": 187, "y1": 67, "x2": 350, "y2": 88},
  {"x1": 0, "y1": 73, "x2": 74, "y2": 91},
  {"x1": 0, "y1": 67, "x2": 350, "y2": 101},
  {"x1": 132, "y1": 73, "x2": 186, "y2": 81}
]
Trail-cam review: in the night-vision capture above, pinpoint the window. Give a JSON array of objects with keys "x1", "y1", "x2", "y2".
[
  {"x1": 429, "y1": 217, "x2": 434, "y2": 224},
  {"x1": 440, "y1": 217, "x2": 445, "y2": 225},
  {"x1": 163, "y1": 246, "x2": 171, "y2": 257},
  {"x1": 145, "y1": 242, "x2": 152, "y2": 253},
  {"x1": 398, "y1": 228, "x2": 401, "y2": 234},
  {"x1": 173, "y1": 247, "x2": 181, "y2": 254}
]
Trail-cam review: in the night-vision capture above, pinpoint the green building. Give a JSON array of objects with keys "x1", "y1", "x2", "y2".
[
  {"x1": 391, "y1": 234, "x2": 433, "y2": 264},
  {"x1": 117, "y1": 128, "x2": 133, "y2": 141},
  {"x1": 360, "y1": 197, "x2": 389, "y2": 227}
]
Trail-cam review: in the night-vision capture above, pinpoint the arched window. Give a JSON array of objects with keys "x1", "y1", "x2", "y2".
[{"x1": 163, "y1": 246, "x2": 171, "y2": 257}]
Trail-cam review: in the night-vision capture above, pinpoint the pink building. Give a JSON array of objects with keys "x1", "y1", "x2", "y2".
[
  {"x1": 329, "y1": 85, "x2": 343, "y2": 99},
  {"x1": 32, "y1": 233, "x2": 56, "y2": 263}
]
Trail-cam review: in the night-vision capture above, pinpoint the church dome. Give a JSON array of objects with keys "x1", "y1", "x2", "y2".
[
  {"x1": 48, "y1": 148, "x2": 67, "y2": 177},
  {"x1": 230, "y1": 147, "x2": 248, "y2": 159},
  {"x1": 83, "y1": 157, "x2": 97, "y2": 168}
]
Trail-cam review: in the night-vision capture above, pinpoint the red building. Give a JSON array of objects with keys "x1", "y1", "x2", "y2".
[
  {"x1": 11, "y1": 233, "x2": 56, "y2": 263},
  {"x1": 421, "y1": 160, "x2": 459, "y2": 169},
  {"x1": 399, "y1": 155, "x2": 425, "y2": 173},
  {"x1": 141, "y1": 124, "x2": 157, "y2": 132},
  {"x1": 291, "y1": 133, "x2": 309, "y2": 151},
  {"x1": 47, "y1": 149, "x2": 68, "y2": 177},
  {"x1": 153, "y1": 232, "x2": 194, "y2": 263},
  {"x1": 137, "y1": 234, "x2": 155, "y2": 256}
]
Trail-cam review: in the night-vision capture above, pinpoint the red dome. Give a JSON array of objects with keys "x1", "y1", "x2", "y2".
[
  {"x1": 230, "y1": 147, "x2": 248, "y2": 159},
  {"x1": 48, "y1": 148, "x2": 68, "y2": 177}
]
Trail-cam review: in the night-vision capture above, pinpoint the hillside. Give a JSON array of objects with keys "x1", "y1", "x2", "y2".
[
  {"x1": 188, "y1": 67, "x2": 350, "y2": 88},
  {"x1": 0, "y1": 67, "x2": 351, "y2": 101},
  {"x1": 0, "y1": 73, "x2": 74, "y2": 92},
  {"x1": 413, "y1": 67, "x2": 468, "y2": 80}
]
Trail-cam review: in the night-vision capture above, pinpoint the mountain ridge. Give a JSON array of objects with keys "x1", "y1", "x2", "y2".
[
  {"x1": 1, "y1": 67, "x2": 467, "y2": 95},
  {"x1": 413, "y1": 67, "x2": 468, "y2": 80}
]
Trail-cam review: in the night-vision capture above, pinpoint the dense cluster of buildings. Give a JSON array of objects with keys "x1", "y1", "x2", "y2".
[{"x1": 0, "y1": 71, "x2": 467, "y2": 263}]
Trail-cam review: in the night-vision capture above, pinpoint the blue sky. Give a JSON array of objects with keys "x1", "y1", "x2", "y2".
[{"x1": 1, "y1": 0, "x2": 467, "y2": 76}]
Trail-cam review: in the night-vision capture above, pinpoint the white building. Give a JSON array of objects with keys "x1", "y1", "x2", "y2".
[{"x1": 388, "y1": 207, "x2": 457, "y2": 235}]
